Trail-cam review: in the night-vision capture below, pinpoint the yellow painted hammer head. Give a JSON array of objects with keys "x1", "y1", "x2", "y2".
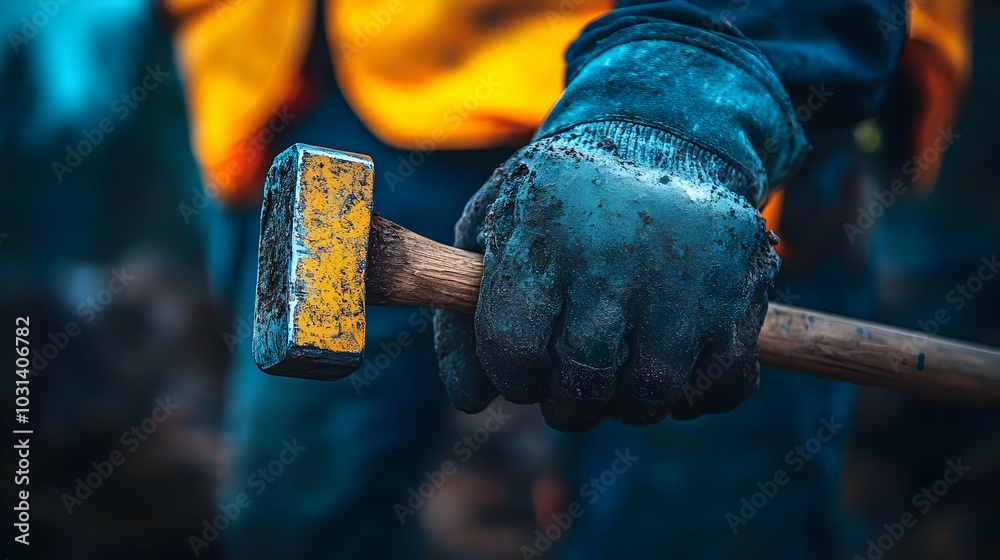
[{"x1": 253, "y1": 144, "x2": 374, "y2": 380}]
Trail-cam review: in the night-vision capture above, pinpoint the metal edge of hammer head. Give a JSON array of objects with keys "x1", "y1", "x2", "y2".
[{"x1": 252, "y1": 143, "x2": 374, "y2": 381}]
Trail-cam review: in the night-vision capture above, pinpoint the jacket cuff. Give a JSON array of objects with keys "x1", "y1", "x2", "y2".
[{"x1": 536, "y1": 22, "x2": 809, "y2": 206}]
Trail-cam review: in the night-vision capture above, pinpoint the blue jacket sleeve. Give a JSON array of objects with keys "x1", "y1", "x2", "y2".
[{"x1": 569, "y1": 0, "x2": 907, "y2": 127}]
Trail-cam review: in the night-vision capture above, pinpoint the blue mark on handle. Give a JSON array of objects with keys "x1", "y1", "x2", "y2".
[
  {"x1": 867, "y1": 330, "x2": 872, "y2": 339},
  {"x1": 856, "y1": 327, "x2": 864, "y2": 335},
  {"x1": 917, "y1": 353, "x2": 925, "y2": 371}
]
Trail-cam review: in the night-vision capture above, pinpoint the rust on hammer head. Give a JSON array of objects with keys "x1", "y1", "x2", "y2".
[{"x1": 253, "y1": 144, "x2": 374, "y2": 380}]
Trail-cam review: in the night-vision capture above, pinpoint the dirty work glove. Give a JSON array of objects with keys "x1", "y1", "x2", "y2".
[{"x1": 435, "y1": 22, "x2": 809, "y2": 431}]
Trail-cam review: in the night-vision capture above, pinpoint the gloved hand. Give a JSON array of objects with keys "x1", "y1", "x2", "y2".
[{"x1": 435, "y1": 23, "x2": 808, "y2": 431}]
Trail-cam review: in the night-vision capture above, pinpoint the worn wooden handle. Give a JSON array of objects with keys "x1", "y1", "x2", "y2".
[
  {"x1": 364, "y1": 215, "x2": 1000, "y2": 407},
  {"x1": 757, "y1": 303, "x2": 1000, "y2": 406},
  {"x1": 367, "y1": 215, "x2": 483, "y2": 311}
]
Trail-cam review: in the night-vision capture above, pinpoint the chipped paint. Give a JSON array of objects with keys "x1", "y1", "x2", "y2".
[{"x1": 292, "y1": 146, "x2": 373, "y2": 356}]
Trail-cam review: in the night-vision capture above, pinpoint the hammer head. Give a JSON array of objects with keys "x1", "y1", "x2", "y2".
[{"x1": 253, "y1": 144, "x2": 374, "y2": 380}]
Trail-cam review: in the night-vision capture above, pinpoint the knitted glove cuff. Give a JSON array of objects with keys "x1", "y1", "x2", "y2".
[{"x1": 556, "y1": 120, "x2": 755, "y2": 201}]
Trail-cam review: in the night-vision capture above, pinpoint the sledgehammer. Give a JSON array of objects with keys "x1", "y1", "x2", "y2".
[{"x1": 252, "y1": 144, "x2": 1000, "y2": 407}]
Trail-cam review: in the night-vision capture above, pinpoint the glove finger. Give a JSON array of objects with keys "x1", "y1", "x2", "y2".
[
  {"x1": 669, "y1": 223, "x2": 777, "y2": 419},
  {"x1": 541, "y1": 284, "x2": 630, "y2": 432},
  {"x1": 669, "y1": 285, "x2": 770, "y2": 420},
  {"x1": 434, "y1": 308, "x2": 498, "y2": 413},
  {"x1": 668, "y1": 345, "x2": 760, "y2": 421},
  {"x1": 475, "y1": 240, "x2": 563, "y2": 404},
  {"x1": 606, "y1": 311, "x2": 706, "y2": 425}
]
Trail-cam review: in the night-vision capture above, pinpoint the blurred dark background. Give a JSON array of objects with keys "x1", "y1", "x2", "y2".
[{"x1": 0, "y1": 1, "x2": 998, "y2": 559}]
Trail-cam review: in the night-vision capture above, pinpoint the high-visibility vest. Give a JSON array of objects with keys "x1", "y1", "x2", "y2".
[{"x1": 161, "y1": 0, "x2": 969, "y2": 209}]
